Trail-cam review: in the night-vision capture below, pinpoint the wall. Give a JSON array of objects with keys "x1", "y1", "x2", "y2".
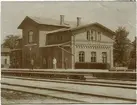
[
  {"x1": 75, "y1": 46, "x2": 111, "y2": 63},
  {"x1": 39, "y1": 31, "x2": 47, "y2": 47},
  {"x1": 74, "y1": 26, "x2": 114, "y2": 43},
  {"x1": 22, "y1": 21, "x2": 39, "y2": 68},
  {"x1": 40, "y1": 46, "x2": 72, "y2": 69},
  {"x1": 73, "y1": 25, "x2": 114, "y2": 68},
  {"x1": 46, "y1": 31, "x2": 71, "y2": 45}
]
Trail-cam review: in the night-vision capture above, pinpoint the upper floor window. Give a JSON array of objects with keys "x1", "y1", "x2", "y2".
[
  {"x1": 87, "y1": 30, "x2": 97, "y2": 41},
  {"x1": 87, "y1": 31, "x2": 90, "y2": 40},
  {"x1": 79, "y1": 51, "x2": 85, "y2": 62},
  {"x1": 91, "y1": 52, "x2": 96, "y2": 62},
  {"x1": 28, "y1": 31, "x2": 33, "y2": 43},
  {"x1": 97, "y1": 32, "x2": 101, "y2": 41},
  {"x1": 102, "y1": 52, "x2": 107, "y2": 63}
]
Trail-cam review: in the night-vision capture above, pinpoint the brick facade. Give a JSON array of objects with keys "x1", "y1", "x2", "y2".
[{"x1": 11, "y1": 16, "x2": 115, "y2": 69}]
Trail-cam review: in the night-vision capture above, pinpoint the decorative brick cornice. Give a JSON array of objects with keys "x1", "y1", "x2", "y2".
[{"x1": 75, "y1": 44, "x2": 111, "y2": 49}]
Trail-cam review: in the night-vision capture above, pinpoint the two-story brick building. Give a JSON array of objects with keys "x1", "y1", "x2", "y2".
[{"x1": 13, "y1": 15, "x2": 115, "y2": 69}]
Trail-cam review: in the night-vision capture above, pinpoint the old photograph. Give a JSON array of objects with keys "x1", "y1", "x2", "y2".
[{"x1": 1, "y1": 1, "x2": 136, "y2": 104}]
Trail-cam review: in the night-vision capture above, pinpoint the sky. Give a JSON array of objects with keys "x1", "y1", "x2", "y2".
[{"x1": 1, "y1": 1, "x2": 136, "y2": 44}]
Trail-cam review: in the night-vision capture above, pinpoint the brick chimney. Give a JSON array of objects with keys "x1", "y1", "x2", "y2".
[
  {"x1": 77, "y1": 17, "x2": 81, "y2": 26},
  {"x1": 60, "y1": 15, "x2": 64, "y2": 25}
]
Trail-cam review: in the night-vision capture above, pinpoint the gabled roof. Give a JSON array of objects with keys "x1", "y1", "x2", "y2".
[
  {"x1": 46, "y1": 22, "x2": 115, "y2": 36},
  {"x1": 18, "y1": 16, "x2": 84, "y2": 29},
  {"x1": 71, "y1": 22, "x2": 115, "y2": 35}
]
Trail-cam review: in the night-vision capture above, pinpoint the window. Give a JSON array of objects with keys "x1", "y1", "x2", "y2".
[
  {"x1": 28, "y1": 31, "x2": 33, "y2": 43},
  {"x1": 87, "y1": 30, "x2": 97, "y2": 41},
  {"x1": 79, "y1": 51, "x2": 85, "y2": 62},
  {"x1": 5, "y1": 59, "x2": 7, "y2": 64},
  {"x1": 90, "y1": 30, "x2": 94, "y2": 41},
  {"x1": 91, "y1": 52, "x2": 96, "y2": 62},
  {"x1": 98, "y1": 32, "x2": 101, "y2": 41},
  {"x1": 87, "y1": 31, "x2": 90, "y2": 40},
  {"x1": 92, "y1": 30, "x2": 97, "y2": 41},
  {"x1": 102, "y1": 52, "x2": 107, "y2": 63}
]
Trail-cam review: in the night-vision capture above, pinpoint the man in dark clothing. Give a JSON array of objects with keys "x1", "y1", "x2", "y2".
[{"x1": 64, "y1": 58, "x2": 68, "y2": 70}]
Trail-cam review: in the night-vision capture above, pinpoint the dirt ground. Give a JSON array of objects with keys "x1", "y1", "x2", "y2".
[{"x1": 1, "y1": 89, "x2": 76, "y2": 104}]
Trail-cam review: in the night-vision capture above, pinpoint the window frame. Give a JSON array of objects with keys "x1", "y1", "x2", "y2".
[
  {"x1": 28, "y1": 30, "x2": 33, "y2": 43},
  {"x1": 98, "y1": 31, "x2": 101, "y2": 41},
  {"x1": 91, "y1": 52, "x2": 96, "y2": 62},
  {"x1": 87, "y1": 31, "x2": 90, "y2": 40},
  {"x1": 102, "y1": 52, "x2": 107, "y2": 63},
  {"x1": 4, "y1": 59, "x2": 7, "y2": 64},
  {"x1": 79, "y1": 51, "x2": 85, "y2": 62}
]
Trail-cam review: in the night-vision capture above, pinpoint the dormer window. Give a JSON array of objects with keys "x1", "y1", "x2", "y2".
[{"x1": 28, "y1": 31, "x2": 33, "y2": 43}]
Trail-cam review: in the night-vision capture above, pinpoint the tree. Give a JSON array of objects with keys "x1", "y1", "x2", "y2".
[
  {"x1": 128, "y1": 37, "x2": 136, "y2": 69},
  {"x1": 114, "y1": 27, "x2": 131, "y2": 66},
  {"x1": 2, "y1": 35, "x2": 20, "y2": 49},
  {"x1": 130, "y1": 37, "x2": 136, "y2": 58}
]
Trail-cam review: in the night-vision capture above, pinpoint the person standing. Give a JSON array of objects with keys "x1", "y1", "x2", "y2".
[
  {"x1": 64, "y1": 58, "x2": 68, "y2": 70},
  {"x1": 43, "y1": 58, "x2": 46, "y2": 68},
  {"x1": 53, "y1": 57, "x2": 57, "y2": 69},
  {"x1": 31, "y1": 59, "x2": 34, "y2": 70}
]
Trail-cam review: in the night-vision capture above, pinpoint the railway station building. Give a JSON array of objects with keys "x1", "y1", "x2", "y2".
[{"x1": 11, "y1": 15, "x2": 115, "y2": 69}]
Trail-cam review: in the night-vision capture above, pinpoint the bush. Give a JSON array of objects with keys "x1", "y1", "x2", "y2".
[
  {"x1": 128, "y1": 58, "x2": 136, "y2": 69},
  {"x1": 75, "y1": 62, "x2": 109, "y2": 69}
]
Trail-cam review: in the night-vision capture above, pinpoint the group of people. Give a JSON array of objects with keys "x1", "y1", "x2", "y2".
[{"x1": 30, "y1": 57, "x2": 68, "y2": 70}]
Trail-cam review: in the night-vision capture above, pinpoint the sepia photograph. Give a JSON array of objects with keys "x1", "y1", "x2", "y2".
[{"x1": 1, "y1": 0, "x2": 136, "y2": 104}]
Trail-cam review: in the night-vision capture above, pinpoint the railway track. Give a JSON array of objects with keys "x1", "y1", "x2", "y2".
[
  {"x1": 1, "y1": 76, "x2": 136, "y2": 103},
  {"x1": 2, "y1": 76, "x2": 136, "y2": 89}
]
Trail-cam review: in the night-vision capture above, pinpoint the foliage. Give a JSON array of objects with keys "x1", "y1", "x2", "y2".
[
  {"x1": 128, "y1": 37, "x2": 136, "y2": 69},
  {"x1": 113, "y1": 27, "x2": 131, "y2": 66},
  {"x1": 2, "y1": 35, "x2": 20, "y2": 49},
  {"x1": 130, "y1": 37, "x2": 136, "y2": 58}
]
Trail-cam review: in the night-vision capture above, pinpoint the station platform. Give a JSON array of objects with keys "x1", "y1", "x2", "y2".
[{"x1": 2, "y1": 68, "x2": 109, "y2": 72}]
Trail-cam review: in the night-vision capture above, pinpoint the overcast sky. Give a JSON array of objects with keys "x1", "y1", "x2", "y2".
[{"x1": 1, "y1": 1, "x2": 136, "y2": 43}]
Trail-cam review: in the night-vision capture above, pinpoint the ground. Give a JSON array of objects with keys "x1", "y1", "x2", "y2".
[{"x1": 1, "y1": 89, "x2": 76, "y2": 104}]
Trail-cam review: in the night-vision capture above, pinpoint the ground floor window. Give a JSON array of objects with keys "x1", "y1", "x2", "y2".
[
  {"x1": 79, "y1": 51, "x2": 85, "y2": 62},
  {"x1": 102, "y1": 52, "x2": 107, "y2": 63},
  {"x1": 91, "y1": 52, "x2": 96, "y2": 62},
  {"x1": 4, "y1": 59, "x2": 7, "y2": 64}
]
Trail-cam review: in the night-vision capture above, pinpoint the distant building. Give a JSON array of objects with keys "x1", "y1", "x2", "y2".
[
  {"x1": 10, "y1": 38, "x2": 22, "y2": 68},
  {"x1": 1, "y1": 48, "x2": 10, "y2": 68},
  {"x1": 11, "y1": 15, "x2": 115, "y2": 69}
]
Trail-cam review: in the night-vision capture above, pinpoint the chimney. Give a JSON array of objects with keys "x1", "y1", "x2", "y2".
[
  {"x1": 77, "y1": 17, "x2": 81, "y2": 26},
  {"x1": 60, "y1": 15, "x2": 64, "y2": 25}
]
